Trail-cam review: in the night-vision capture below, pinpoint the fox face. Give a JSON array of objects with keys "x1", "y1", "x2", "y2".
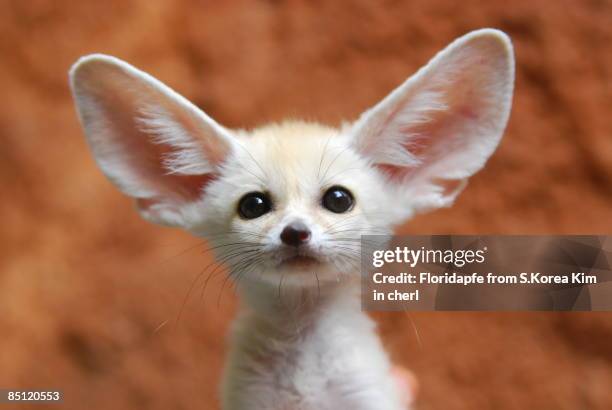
[{"x1": 70, "y1": 29, "x2": 514, "y2": 288}]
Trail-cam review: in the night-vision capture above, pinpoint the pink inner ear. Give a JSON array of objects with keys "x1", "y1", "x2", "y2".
[
  {"x1": 120, "y1": 123, "x2": 219, "y2": 204},
  {"x1": 160, "y1": 173, "x2": 218, "y2": 202},
  {"x1": 377, "y1": 164, "x2": 409, "y2": 182},
  {"x1": 135, "y1": 172, "x2": 216, "y2": 207},
  {"x1": 88, "y1": 67, "x2": 224, "y2": 204},
  {"x1": 380, "y1": 73, "x2": 491, "y2": 183},
  {"x1": 457, "y1": 105, "x2": 479, "y2": 120},
  {"x1": 352, "y1": 30, "x2": 513, "y2": 210}
]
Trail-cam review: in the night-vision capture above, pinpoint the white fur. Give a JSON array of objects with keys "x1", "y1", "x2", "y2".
[
  {"x1": 69, "y1": 29, "x2": 515, "y2": 410},
  {"x1": 137, "y1": 103, "x2": 215, "y2": 175}
]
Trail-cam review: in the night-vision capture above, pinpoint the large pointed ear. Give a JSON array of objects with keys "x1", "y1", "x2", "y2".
[
  {"x1": 70, "y1": 54, "x2": 236, "y2": 227},
  {"x1": 350, "y1": 29, "x2": 514, "y2": 213}
]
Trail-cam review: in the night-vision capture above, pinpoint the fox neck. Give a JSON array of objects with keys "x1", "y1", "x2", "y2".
[{"x1": 237, "y1": 274, "x2": 362, "y2": 328}]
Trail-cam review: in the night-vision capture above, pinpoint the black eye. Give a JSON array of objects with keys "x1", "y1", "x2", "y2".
[
  {"x1": 322, "y1": 186, "x2": 354, "y2": 213},
  {"x1": 238, "y1": 192, "x2": 272, "y2": 219}
]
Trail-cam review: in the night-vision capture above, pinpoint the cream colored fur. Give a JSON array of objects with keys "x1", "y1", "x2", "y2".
[{"x1": 69, "y1": 29, "x2": 515, "y2": 410}]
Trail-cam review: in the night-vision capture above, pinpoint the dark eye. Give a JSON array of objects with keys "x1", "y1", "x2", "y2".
[
  {"x1": 238, "y1": 192, "x2": 272, "y2": 219},
  {"x1": 322, "y1": 186, "x2": 354, "y2": 213}
]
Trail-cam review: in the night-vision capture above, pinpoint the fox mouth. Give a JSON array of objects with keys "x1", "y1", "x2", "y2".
[{"x1": 277, "y1": 254, "x2": 321, "y2": 268}]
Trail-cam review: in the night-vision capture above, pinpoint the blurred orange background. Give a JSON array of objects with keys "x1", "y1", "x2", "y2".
[{"x1": 1, "y1": 1, "x2": 611, "y2": 409}]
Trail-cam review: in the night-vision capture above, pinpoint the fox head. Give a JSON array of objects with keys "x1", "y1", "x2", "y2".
[{"x1": 70, "y1": 29, "x2": 514, "y2": 287}]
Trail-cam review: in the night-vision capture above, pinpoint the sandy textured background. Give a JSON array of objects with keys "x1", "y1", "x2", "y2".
[{"x1": 1, "y1": 1, "x2": 611, "y2": 409}]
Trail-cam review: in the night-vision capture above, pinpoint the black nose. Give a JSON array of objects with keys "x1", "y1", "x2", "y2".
[{"x1": 280, "y1": 221, "x2": 311, "y2": 247}]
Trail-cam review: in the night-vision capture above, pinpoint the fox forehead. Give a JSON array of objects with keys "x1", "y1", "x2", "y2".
[
  {"x1": 240, "y1": 120, "x2": 344, "y2": 169},
  {"x1": 248, "y1": 120, "x2": 338, "y2": 142},
  {"x1": 227, "y1": 120, "x2": 370, "y2": 197}
]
